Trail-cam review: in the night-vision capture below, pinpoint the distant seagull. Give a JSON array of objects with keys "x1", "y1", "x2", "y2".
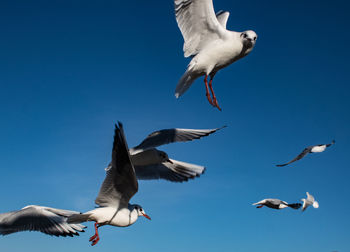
[
  {"x1": 253, "y1": 199, "x2": 302, "y2": 210},
  {"x1": 68, "y1": 123, "x2": 151, "y2": 246},
  {"x1": 106, "y1": 127, "x2": 225, "y2": 182},
  {"x1": 301, "y1": 192, "x2": 319, "y2": 212},
  {"x1": 174, "y1": 0, "x2": 257, "y2": 110},
  {"x1": 0, "y1": 205, "x2": 85, "y2": 237},
  {"x1": 276, "y1": 140, "x2": 335, "y2": 167}
]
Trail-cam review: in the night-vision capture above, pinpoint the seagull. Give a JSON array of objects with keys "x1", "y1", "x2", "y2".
[
  {"x1": 174, "y1": 0, "x2": 257, "y2": 110},
  {"x1": 276, "y1": 140, "x2": 335, "y2": 167},
  {"x1": 253, "y1": 199, "x2": 302, "y2": 210},
  {"x1": 105, "y1": 127, "x2": 225, "y2": 182},
  {"x1": 0, "y1": 205, "x2": 86, "y2": 237},
  {"x1": 68, "y1": 123, "x2": 151, "y2": 246},
  {"x1": 301, "y1": 192, "x2": 319, "y2": 212}
]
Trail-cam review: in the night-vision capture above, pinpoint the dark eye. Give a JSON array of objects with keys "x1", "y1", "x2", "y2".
[
  {"x1": 243, "y1": 33, "x2": 247, "y2": 38},
  {"x1": 254, "y1": 37, "x2": 257, "y2": 40},
  {"x1": 140, "y1": 208, "x2": 143, "y2": 212}
]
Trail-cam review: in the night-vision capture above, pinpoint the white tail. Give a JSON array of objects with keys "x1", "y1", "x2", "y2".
[{"x1": 175, "y1": 67, "x2": 200, "y2": 98}]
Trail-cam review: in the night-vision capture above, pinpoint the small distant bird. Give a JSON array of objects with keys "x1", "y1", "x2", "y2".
[
  {"x1": 106, "y1": 127, "x2": 225, "y2": 182},
  {"x1": 68, "y1": 123, "x2": 151, "y2": 246},
  {"x1": 253, "y1": 199, "x2": 302, "y2": 210},
  {"x1": 0, "y1": 205, "x2": 85, "y2": 237},
  {"x1": 174, "y1": 0, "x2": 257, "y2": 110},
  {"x1": 301, "y1": 192, "x2": 319, "y2": 212},
  {"x1": 276, "y1": 140, "x2": 335, "y2": 167}
]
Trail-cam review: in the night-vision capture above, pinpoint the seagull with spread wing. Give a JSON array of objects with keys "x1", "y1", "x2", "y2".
[
  {"x1": 0, "y1": 205, "x2": 85, "y2": 237},
  {"x1": 253, "y1": 199, "x2": 302, "y2": 210},
  {"x1": 276, "y1": 140, "x2": 335, "y2": 167},
  {"x1": 68, "y1": 123, "x2": 151, "y2": 246},
  {"x1": 174, "y1": 0, "x2": 257, "y2": 110},
  {"x1": 105, "y1": 126, "x2": 225, "y2": 182}
]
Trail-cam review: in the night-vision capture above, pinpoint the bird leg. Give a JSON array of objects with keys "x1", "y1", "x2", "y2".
[
  {"x1": 89, "y1": 222, "x2": 101, "y2": 246},
  {"x1": 208, "y1": 76, "x2": 221, "y2": 111},
  {"x1": 256, "y1": 205, "x2": 263, "y2": 208},
  {"x1": 204, "y1": 75, "x2": 215, "y2": 106}
]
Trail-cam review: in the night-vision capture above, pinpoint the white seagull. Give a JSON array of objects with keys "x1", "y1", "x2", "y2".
[
  {"x1": 301, "y1": 192, "x2": 319, "y2": 212},
  {"x1": 276, "y1": 140, "x2": 335, "y2": 167},
  {"x1": 105, "y1": 127, "x2": 225, "y2": 182},
  {"x1": 253, "y1": 199, "x2": 302, "y2": 210},
  {"x1": 174, "y1": 0, "x2": 257, "y2": 110},
  {"x1": 0, "y1": 205, "x2": 85, "y2": 237},
  {"x1": 68, "y1": 123, "x2": 151, "y2": 246}
]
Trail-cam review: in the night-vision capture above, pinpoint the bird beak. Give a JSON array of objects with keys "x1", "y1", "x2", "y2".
[{"x1": 143, "y1": 214, "x2": 151, "y2": 220}]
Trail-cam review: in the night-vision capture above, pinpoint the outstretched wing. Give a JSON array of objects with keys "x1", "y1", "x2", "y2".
[
  {"x1": 132, "y1": 127, "x2": 225, "y2": 152},
  {"x1": 135, "y1": 159, "x2": 205, "y2": 182},
  {"x1": 95, "y1": 123, "x2": 138, "y2": 208},
  {"x1": 175, "y1": 0, "x2": 229, "y2": 57},
  {"x1": 0, "y1": 205, "x2": 85, "y2": 237},
  {"x1": 276, "y1": 147, "x2": 312, "y2": 167}
]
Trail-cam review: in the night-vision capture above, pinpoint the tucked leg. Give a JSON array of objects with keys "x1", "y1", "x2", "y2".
[
  {"x1": 208, "y1": 75, "x2": 221, "y2": 111},
  {"x1": 204, "y1": 75, "x2": 214, "y2": 106},
  {"x1": 90, "y1": 222, "x2": 101, "y2": 246}
]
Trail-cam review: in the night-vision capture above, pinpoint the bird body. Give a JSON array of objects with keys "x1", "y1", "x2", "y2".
[
  {"x1": 174, "y1": 0, "x2": 257, "y2": 110},
  {"x1": 106, "y1": 127, "x2": 224, "y2": 182},
  {"x1": 78, "y1": 205, "x2": 140, "y2": 228},
  {"x1": 68, "y1": 123, "x2": 150, "y2": 246},
  {"x1": 276, "y1": 140, "x2": 335, "y2": 167},
  {"x1": 253, "y1": 199, "x2": 302, "y2": 210}
]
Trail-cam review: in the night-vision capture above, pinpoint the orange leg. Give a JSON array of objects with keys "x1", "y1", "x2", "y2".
[
  {"x1": 208, "y1": 77, "x2": 221, "y2": 111},
  {"x1": 204, "y1": 75, "x2": 214, "y2": 106},
  {"x1": 89, "y1": 222, "x2": 101, "y2": 246}
]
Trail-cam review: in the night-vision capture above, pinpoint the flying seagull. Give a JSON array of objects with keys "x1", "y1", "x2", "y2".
[
  {"x1": 276, "y1": 140, "x2": 335, "y2": 167},
  {"x1": 253, "y1": 199, "x2": 302, "y2": 210},
  {"x1": 106, "y1": 126, "x2": 225, "y2": 182},
  {"x1": 301, "y1": 192, "x2": 319, "y2": 212},
  {"x1": 174, "y1": 0, "x2": 257, "y2": 110},
  {"x1": 68, "y1": 123, "x2": 151, "y2": 246},
  {"x1": 0, "y1": 205, "x2": 85, "y2": 237}
]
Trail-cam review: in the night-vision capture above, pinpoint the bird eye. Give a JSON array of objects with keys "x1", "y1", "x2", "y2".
[
  {"x1": 243, "y1": 33, "x2": 247, "y2": 38},
  {"x1": 254, "y1": 37, "x2": 257, "y2": 40}
]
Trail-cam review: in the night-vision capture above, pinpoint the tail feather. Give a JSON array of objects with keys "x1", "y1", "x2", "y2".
[{"x1": 175, "y1": 68, "x2": 199, "y2": 98}]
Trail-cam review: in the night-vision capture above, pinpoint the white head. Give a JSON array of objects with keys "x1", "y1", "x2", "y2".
[
  {"x1": 240, "y1": 30, "x2": 257, "y2": 53},
  {"x1": 134, "y1": 205, "x2": 151, "y2": 220}
]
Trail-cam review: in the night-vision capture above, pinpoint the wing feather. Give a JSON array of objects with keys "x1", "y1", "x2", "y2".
[{"x1": 95, "y1": 123, "x2": 138, "y2": 208}]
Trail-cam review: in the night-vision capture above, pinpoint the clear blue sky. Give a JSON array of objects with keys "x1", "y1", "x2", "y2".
[{"x1": 0, "y1": 0, "x2": 349, "y2": 251}]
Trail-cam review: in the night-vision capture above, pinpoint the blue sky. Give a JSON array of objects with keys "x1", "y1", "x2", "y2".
[{"x1": 0, "y1": 0, "x2": 349, "y2": 251}]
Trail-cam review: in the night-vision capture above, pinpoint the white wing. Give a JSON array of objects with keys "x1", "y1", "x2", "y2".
[
  {"x1": 175, "y1": 0, "x2": 229, "y2": 57},
  {"x1": 0, "y1": 205, "x2": 86, "y2": 237},
  {"x1": 216, "y1": 11, "x2": 230, "y2": 29},
  {"x1": 134, "y1": 159, "x2": 205, "y2": 182}
]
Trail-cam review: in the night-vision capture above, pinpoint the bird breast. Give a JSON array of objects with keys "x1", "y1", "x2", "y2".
[
  {"x1": 89, "y1": 207, "x2": 138, "y2": 227},
  {"x1": 194, "y1": 38, "x2": 244, "y2": 74}
]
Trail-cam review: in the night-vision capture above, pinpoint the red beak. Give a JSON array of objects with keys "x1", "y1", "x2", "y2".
[{"x1": 143, "y1": 214, "x2": 151, "y2": 220}]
